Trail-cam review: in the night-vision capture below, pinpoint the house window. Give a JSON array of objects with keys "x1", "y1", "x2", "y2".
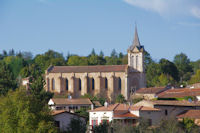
[
  {"x1": 105, "y1": 78, "x2": 108, "y2": 89},
  {"x1": 66, "y1": 78, "x2": 68, "y2": 91},
  {"x1": 148, "y1": 119, "x2": 152, "y2": 126},
  {"x1": 92, "y1": 120, "x2": 98, "y2": 127},
  {"x1": 79, "y1": 78, "x2": 81, "y2": 90},
  {"x1": 118, "y1": 77, "x2": 121, "y2": 90},
  {"x1": 92, "y1": 78, "x2": 95, "y2": 90},
  {"x1": 55, "y1": 121, "x2": 60, "y2": 127},
  {"x1": 165, "y1": 110, "x2": 168, "y2": 116},
  {"x1": 56, "y1": 107, "x2": 62, "y2": 110},
  {"x1": 52, "y1": 78, "x2": 55, "y2": 90}
]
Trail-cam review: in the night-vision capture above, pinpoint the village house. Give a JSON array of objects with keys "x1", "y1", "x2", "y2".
[
  {"x1": 88, "y1": 102, "x2": 161, "y2": 131},
  {"x1": 48, "y1": 98, "x2": 93, "y2": 112},
  {"x1": 134, "y1": 100, "x2": 200, "y2": 121},
  {"x1": 177, "y1": 110, "x2": 200, "y2": 126},
  {"x1": 52, "y1": 110, "x2": 86, "y2": 132},
  {"x1": 133, "y1": 86, "x2": 169, "y2": 100},
  {"x1": 45, "y1": 27, "x2": 146, "y2": 101},
  {"x1": 157, "y1": 88, "x2": 200, "y2": 101}
]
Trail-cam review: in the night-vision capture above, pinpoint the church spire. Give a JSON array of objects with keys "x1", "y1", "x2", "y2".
[{"x1": 133, "y1": 25, "x2": 141, "y2": 47}]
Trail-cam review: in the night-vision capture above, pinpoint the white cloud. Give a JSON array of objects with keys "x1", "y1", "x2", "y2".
[
  {"x1": 124, "y1": 0, "x2": 200, "y2": 19},
  {"x1": 191, "y1": 7, "x2": 200, "y2": 19}
]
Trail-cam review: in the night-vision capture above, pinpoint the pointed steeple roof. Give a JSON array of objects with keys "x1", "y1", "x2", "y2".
[
  {"x1": 128, "y1": 25, "x2": 144, "y2": 52},
  {"x1": 133, "y1": 25, "x2": 141, "y2": 47}
]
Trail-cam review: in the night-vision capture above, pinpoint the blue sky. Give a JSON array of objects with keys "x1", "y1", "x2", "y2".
[{"x1": 0, "y1": 0, "x2": 200, "y2": 61}]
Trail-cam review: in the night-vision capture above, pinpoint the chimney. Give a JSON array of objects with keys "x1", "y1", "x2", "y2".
[
  {"x1": 104, "y1": 101, "x2": 108, "y2": 108},
  {"x1": 91, "y1": 104, "x2": 94, "y2": 110}
]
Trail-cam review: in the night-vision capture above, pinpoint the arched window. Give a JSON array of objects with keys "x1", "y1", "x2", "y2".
[
  {"x1": 136, "y1": 55, "x2": 138, "y2": 69},
  {"x1": 66, "y1": 78, "x2": 68, "y2": 91},
  {"x1": 79, "y1": 78, "x2": 81, "y2": 91},
  {"x1": 52, "y1": 78, "x2": 55, "y2": 90},
  {"x1": 92, "y1": 78, "x2": 95, "y2": 90},
  {"x1": 105, "y1": 78, "x2": 108, "y2": 89},
  {"x1": 118, "y1": 77, "x2": 121, "y2": 90},
  {"x1": 47, "y1": 78, "x2": 50, "y2": 91},
  {"x1": 131, "y1": 55, "x2": 134, "y2": 67}
]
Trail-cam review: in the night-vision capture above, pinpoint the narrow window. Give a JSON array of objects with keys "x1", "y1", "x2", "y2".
[
  {"x1": 66, "y1": 78, "x2": 68, "y2": 91},
  {"x1": 136, "y1": 55, "x2": 138, "y2": 69},
  {"x1": 92, "y1": 78, "x2": 95, "y2": 90},
  {"x1": 105, "y1": 78, "x2": 108, "y2": 89},
  {"x1": 165, "y1": 110, "x2": 168, "y2": 116},
  {"x1": 148, "y1": 119, "x2": 152, "y2": 126},
  {"x1": 118, "y1": 77, "x2": 121, "y2": 90},
  {"x1": 47, "y1": 78, "x2": 50, "y2": 91},
  {"x1": 52, "y1": 78, "x2": 55, "y2": 90},
  {"x1": 79, "y1": 78, "x2": 81, "y2": 90}
]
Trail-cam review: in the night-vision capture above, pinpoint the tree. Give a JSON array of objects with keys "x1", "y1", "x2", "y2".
[
  {"x1": 99, "y1": 50, "x2": 104, "y2": 57},
  {"x1": 3, "y1": 56, "x2": 25, "y2": 79},
  {"x1": 0, "y1": 89, "x2": 58, "y2": 132},
  {"x1": 89, "y1": 48, "x2": 96, "y2": 56},
  {"x1": 189, "y1": 69, "x2": 200, "y2": 84},
  {"x1": 34, "y1": 50, "x2": 66, "y2": 72},
  {"x1": 66, "y1": 118, "x2": 86, "y2": 133},
  {"x1": 0, "y1": 61, "x2": 17, "y2": 95},
  {"x1": 67, "y1": 56, "x2": 89, "y2": 66},
  {"x1": 88, "y1": 55, "x2": 106, "y2": 65},
  {"x1": 115, "y1": 94, "x2": 126, "y2": 103},
  {"x1": 173, "y1": 53, "x2": 193, "y2": 82},
  {"x1": 159, "y1": 58, "x2": 179, "y2": 81}
]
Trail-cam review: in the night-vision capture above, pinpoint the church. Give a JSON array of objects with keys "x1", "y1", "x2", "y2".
[{"x1": 45, "y1": 26, "x2": 146, "y2": 100}]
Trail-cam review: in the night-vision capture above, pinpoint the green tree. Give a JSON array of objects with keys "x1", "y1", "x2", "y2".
[
  {"x1": 0, "y1": 61, "x2": 17, "y2": 95},
  {"x1": 88, "y1": 55, "x2": 106, "y2": 65},
  {"x1": 174, "y1": 53, "x2": 193, "y2": 82},
  {"x1": 34, "y1": 50, "x2": 66, "y2": 72},
  {"x1": 66, "y1": 118, "x2": 86, "y2": 133},
  {"x1": 159, "y1": 58, "x2": 179, "y2": 81},
  {"x1": 3, "y1": 56, "x2": 25, "y2": 79},
  {"x1": 115, "y1": 94, "x2": 126, "y2": 103},
  {"x1": 67, "y1": 56, "x2": 89, "y2": 66},
  {"x1": 0, "y1": 89, "x2": 58, "y2": 133},
  {"x1": 189, "y1": 69, "x2": 200, "y2": 84}
]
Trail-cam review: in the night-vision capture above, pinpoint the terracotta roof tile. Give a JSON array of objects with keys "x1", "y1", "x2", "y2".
[
  {"x1": 136, "y1": 87, "x2": 166, "y2": 94},
  {"x1": 48, "y1": 65, "x2": 127, "y2": 73},
  {"x1": 177, "y1": 110, "x2": 200, "y2": 119},
  {"x1": 114, "y1": 112, "x2": 139, "y2": 119},
  {"x1": 89, "y1": 104, "x2": 119, "y2": 112},
  {"x1": 92, "y1": 101, "x2": 102, "y2": 107},
  {"x1": 130, "y1": 106, "x2": 160, "y2": 111},
  {"x1": 51, "y1": 110, "x2": 86, "y2": 118},
  {"x1": 52, "y1": 98, "x2": 92, "y2": 105},
  {"x1": 158, "y1": 88, "x2": 200, "y2": 98},
  {"x1": 152, "y1": 100, "x2": 200, "y2": 106}
]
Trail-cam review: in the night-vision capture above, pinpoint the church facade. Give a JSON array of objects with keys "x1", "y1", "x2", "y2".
[{"x1": 45, "y1": 27, "x2": 146, "y2": 100}]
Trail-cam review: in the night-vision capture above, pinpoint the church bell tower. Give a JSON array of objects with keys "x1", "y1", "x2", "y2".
[{"x1": 128, "y1": 26, "x2": 144, "y2": 72}]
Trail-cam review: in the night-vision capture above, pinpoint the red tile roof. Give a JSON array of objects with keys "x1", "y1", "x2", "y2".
[
  {"x1": 158, "y1": 88, "x2": 200, "y2": 98},
  {"x1": 152, "y1": 100, "x2": 200, "y2": 107},
  {"x1": 47, "y1": 65, "x2": 127, "y2": 73},
  {"x1": 130, "y1": 106, "x2": 160, "y2": 111},
  {"x1": 114, "y1": 112, "x2": 138, "y2": 119},
  {"x1": 177, "y1": 110, "x2": 200, "y2": 119},
  {"x1": 89, "y1": 104, "x2": 120, "y2": 112},
  {"x1": 51, "y1": 98, "x2": 93, "y2": 105},
  {"x1": 51, "y1": 110, "x2": 86, "y2": 118},
  {"x1": 136, "y1": 87, "x2": 166, "y2": 94}
]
